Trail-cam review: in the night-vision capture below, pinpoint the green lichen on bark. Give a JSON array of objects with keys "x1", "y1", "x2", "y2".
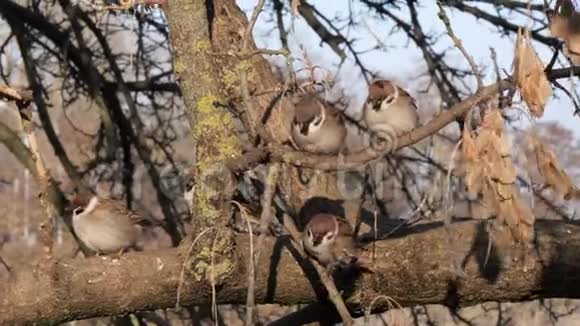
[
  {"x1": 189, "y1": 229, "x2": 237, "y2": 284},
  {"x1": 191, "y1": 94, "x2": 240, "y2": 224}
]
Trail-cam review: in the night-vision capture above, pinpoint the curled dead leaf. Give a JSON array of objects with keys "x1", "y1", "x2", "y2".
[
  {"x1": 513, "y1": 28, "x2": 552, "y2": 118},
  {"x1": 529, "y1": 134, "x2": 580, "y2": 200}
]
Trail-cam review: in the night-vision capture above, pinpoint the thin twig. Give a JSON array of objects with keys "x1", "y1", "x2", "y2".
[
  {"x1": 0, "y1": 255, "x2": 10, "y2": 276},
  {"x1": 233, "y1": 80, "x2": 511, "y2": 172},
  {"x1": 175, "y1": 227, "x2": 216, "y2": 309},
  {"x1": 246, "y1": 163, "x2": 279, "y2": 325},
  {"x1": 239, "y1": 0, "x2": 278, "y2": 144},
  {"x1": 437, "y1": 2, "x2": 483, "y2": 90}
]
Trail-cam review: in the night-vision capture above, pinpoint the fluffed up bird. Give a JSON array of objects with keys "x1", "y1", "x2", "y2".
[
  {"x1": 291, "y1": 95, "x2": 347, "y2": 155},
  {"x1": 71, "y1": 192, "x2": 159, "y2": 256},
  {"x1": 363, "y1": 79, "x2": 419, "y2": 149},
  {"x1": 302, "y1": 213, "x2": 372, "y2": 272}
]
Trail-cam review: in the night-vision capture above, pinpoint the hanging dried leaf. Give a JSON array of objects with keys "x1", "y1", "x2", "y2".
[
  {"x1": 291, "y1": 0, "x2": 301, "y2": 16},
  {"x1": 497, "y1": 193, "x2": 534, "y2": 242},
  {"x1": 481, "y1": 108, "x2": 504, "y2": 135},
  {"x1": 459, "y1": 106, "x2": 534, "y2": 242},
  {"x1": 513, "y1": 28, "x2": 552, "y2": 118},
  {"x1": 529, "y1": 135, "x2": 580, "y2": 200},
  {"x1": 462, "y1": 127, "x2": 477, "y2": 162}
]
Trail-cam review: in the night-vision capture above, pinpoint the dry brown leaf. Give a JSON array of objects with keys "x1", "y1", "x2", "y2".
[
  {"x1": 291, "y1": 0, "x2": 301, "y2": 16},
  {"x1": 513, "y1": 28, "x2": 552, "y2": 117},
  {"x1": 462, "y1": 127, "x2": 477, "y2": 162},
  {"x1": 529, "y1": 135, "x2": 579, "y2": 200},
  {"x1": 459, "y1": 106, "x2": 534, "y2": 242},
  {"x1": 498, "y1": 195, "x2": 534, "y2": 242},
  {"x1": 481, "y1": 108, "x2": 504, "y2": 135}
]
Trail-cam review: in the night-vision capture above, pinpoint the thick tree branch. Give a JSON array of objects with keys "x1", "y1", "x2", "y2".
[
  {"x1": 0, "y1": 120, "x2": 38, "y2": 179},
  {"x1": 2, "y1": 219, "x2": 580, "y2": 324}
]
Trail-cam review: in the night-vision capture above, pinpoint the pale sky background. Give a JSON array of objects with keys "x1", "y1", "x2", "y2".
[{"x1": 237, "y1": 0, "x2": 580, "y2": 137}]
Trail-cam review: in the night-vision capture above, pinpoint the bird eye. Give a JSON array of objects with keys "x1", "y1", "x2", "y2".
[
  {"x1": 312, "y1": 116, "x2": 322, "y2": 127},
  {"x1": 73, "y1": 207, "x2": 84, "y2": 215}
]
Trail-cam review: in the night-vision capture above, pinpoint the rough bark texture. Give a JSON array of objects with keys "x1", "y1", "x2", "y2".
[
  {"x1": 166, "y1": 0, "x2": 359, "y2": 227},
  {"x1": 2, "y1": 220, "x2": 580, "y2": 324},
  {"x1": 166, "y1": 0, "x2": 239, "y2": 229}
]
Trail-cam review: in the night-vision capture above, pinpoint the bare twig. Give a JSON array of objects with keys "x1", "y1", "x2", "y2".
[
  {"x1": 437, "y1": 2, "x2": 483, "y2": 90},
  {"x1": 175, "y1": 227, "x2": 216, "y2": 309},
  {"x1": 233, "y1": 80, "x2": 510, "y2": 172},
  {"x1": 233, "y1": 61, "x2": 580, "y2": 173},
  {"x1": 297, "y1": 2, "x2": 347, "y2": 60},
  {"x1": 246, "y1": 163, "x2": 279, "y2": 325},
  {"x1": 0, "y1": 255, "x2": 10, "y2": 276},
  {"x1": 239, "y1": 0, "x2": 275, "y2": 144}
]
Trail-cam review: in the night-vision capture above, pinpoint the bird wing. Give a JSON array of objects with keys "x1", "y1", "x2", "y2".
[
  {"x1": 100, "y1": 198, "x2": 151, "y2": 225},
  {"x1": 398, "y1": 87, "x2": 418, "y2": 111},
  {"x1": 336, "y1": 217, "x2": 355, "y2": 237}
]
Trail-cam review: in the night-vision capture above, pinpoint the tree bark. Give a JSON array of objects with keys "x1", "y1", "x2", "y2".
[{"x1": 2, "y1": 219, "x2": 580, "y2": 324}]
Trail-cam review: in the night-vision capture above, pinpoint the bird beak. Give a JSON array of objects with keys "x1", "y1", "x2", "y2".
[
  {"x1": 299, "y1": 123, "x2": 309, "y2": 135},
  {"x1": 313, "y1": 236, "x2": 322, "y2": 246}
]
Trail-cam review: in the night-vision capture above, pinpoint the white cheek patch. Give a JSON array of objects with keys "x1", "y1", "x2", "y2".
[
  {"x1": 307, "y1": 118, "x2": 323, "y2": 134},
  {"x1": 380, "y1": 97, "x2": 395, "y2": 110},
  {"x1": 84, "y1": 196, "x2": 99, "y2": 214}
]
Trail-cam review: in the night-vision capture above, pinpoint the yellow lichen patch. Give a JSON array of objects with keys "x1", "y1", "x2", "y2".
[
  {"x1": 194, "y1": 186, "x2": 220, "y2": 221},
  {"x1": 194, "y1": 39, "x2": 211, "y2": 52},
  {"x1": 193, "y1": 94, "x2": 240, "y2": 161},
  {"x1": 191, "y1": 94, "x2": 240, "y2": 223},
  {"x1": 221, "y1": 60, "x2": 257, "y2": 97},
  {"x1": 174, "y1": 61, "x2": 186, "y2": 75},
  {"x1": 190, "y1": 231, "x2": 236, "y2": 283}
]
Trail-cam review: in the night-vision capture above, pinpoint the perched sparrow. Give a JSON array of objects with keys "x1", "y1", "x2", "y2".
[
  {"x1": 71, "y1": 193, "x2": 156, "y2": 256},
  {"x1": 291, "y1": 96, "x2": 347, "y2": 155},
  {"x1": 302, "y1": 213, "x2": 359, "y2": 269},
  {"x1": 363, "y1": 80, "x2": 419, "y2": 148}
]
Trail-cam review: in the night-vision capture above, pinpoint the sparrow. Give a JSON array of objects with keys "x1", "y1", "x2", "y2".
[
  {"x1": 363, "y1": 79, "x2": 419, "y2": 149},
  {"x1": 302, "y1": 213, "x2": 360, "y2": 269},
  {"x1": 71, "y1": 192, "x2": 157, "y2": 256},
  {"x1": 291, "y1": 95, "x2": 347, "y2": 155}
]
